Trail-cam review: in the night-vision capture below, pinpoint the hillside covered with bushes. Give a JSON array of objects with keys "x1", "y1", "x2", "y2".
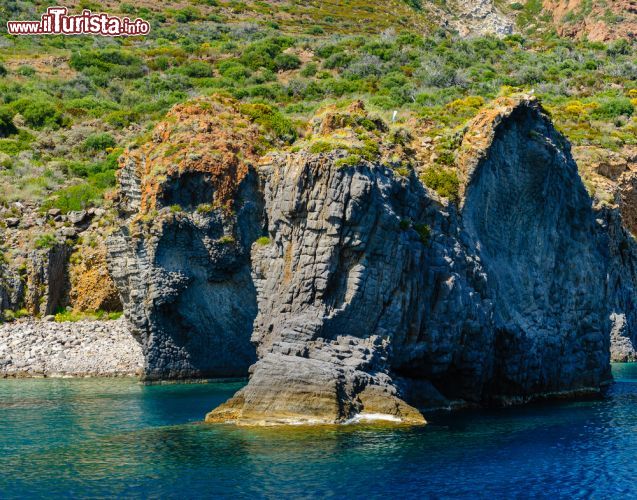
[{"x1": 1, "y1": 0, "x2": 637, "y2": 319}]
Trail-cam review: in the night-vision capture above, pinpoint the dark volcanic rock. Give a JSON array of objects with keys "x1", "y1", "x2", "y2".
[
  {"x1": 207, "y1": 96, "x2": 631, "y2": 425},
  {"x1": 106, "y1": 97, "x2": 265, "y2": 380},
  {"x1": 105, "y1": 95, "x2": 637, "y2": 424}
]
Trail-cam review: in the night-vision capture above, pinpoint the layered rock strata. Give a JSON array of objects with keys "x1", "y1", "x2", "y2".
[
  {"x1": 106, "y1": 98, "x2": 264, "y2": 380},
  {"x1": 106, "y1": 95, "x2": 637, "y2": 425},
  {"x1": 206, "y1": 96, "x2": 633, "y2": 424}
]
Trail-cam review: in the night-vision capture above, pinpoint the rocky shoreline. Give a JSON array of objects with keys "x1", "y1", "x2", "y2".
[{"x1": 0, "y1": 318, "x2": 143, "y2": 378}]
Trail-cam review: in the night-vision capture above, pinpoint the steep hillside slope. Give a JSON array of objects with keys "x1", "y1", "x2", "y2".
[{"x1": 542, "y1": 0, "x2": 637, "y2": 41}]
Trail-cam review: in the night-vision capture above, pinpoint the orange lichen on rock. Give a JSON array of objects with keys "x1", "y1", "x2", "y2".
[
  {"x1": 69, "y1": 240, "x2": 121, "y2": 313},
  {"x1": 120, "y1": 95, "x2": 266, "y2": 214}
]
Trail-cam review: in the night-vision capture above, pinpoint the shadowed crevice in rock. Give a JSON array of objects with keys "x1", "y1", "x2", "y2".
[{"x1": 160, "y1": 172, "x2": 217, "y2": 211}]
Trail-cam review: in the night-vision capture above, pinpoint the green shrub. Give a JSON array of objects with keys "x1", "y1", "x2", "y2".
[
  {"x1": 120, "y1": 3, "x2": 135, "y2": 13},
  {"x1": 43, "y1": 183, "x2": 101, "y2": 213},
  {"x1": 300, "y1": 62, "x2": 318, "y2": 78},
  {"x1": 83, "y1": 133, "x2": 116, "y2": 152},
  {"x1": 323, "y1": 52, "x2": 352, "y2": 70},
  {"x1": 306, "y1": 26, "x2": 324, "y2": 35},
  {"x1": 0, "y1": 106, "x2": 16, "y2": 137},
  {"x1": 309, "y1": 141, "x2": 337, "y2": 153},
  {"x1": 175, "y1": 7, "x2": 200, "y2": 23},
  {"x1": 256, "y1": 236, "x2": 271, "y2": 245},
  {"x1": 17, "y1": 65, "x2": 36, "y2": 77},
  {"x1": 591, "y1": 98, "x2": 634, "y2": 119},
  {"x1": 239, "y1": 37, "x2": 294, "y2": 71},
  {"x1": 89, "y1": 170, "x2": 117, "y2": 189},
  {"x1": 335, "y1": 154, "x2": 361, "y2": 168},
  {"x1": 70, "y1": 49, "x2": 144, "y2": 85},
  {"x1": 64, "y1": 97, "x2": 119, "y2": 116},
  {"x1": 3, "y1": 308, "x2": 29, "y2": 322},
  {"x1": 54, "y1": 309, "x2": 123, "y2": 322},
  {"x1": 218, "y1": 235, "x2": 235, "y2": 244},
  {"x1": 0, "y1": 130, "x2": 34, "y2": 155},
  {"x1": 607, "y1": 39, "x2": 631, "y2": 56},
  {"x1": 196, "y1": 203, "x2": 215, "y2": 213},
  {"x1": 421, "y1": 167, "x2": 460, "y2": 203},
  {"x1": 182, "y1": 61, "x2": 213, "y2": 77},
  {"x1": 217, "y1": 61, "x2": 251, "y2": 81},
  {"x1": 105, "y1": 110, "x2": 140, "y2": 128},
  {"x1": 70, "y1": 49, "x2": 142, "y2": 71},
  {"x1": 274, "y1": 53, "x2": 301, "y2": 71},
  {"x1": 34, "y1": 233, "x2": 57, "y2": 249},
  {"x1": 239, "y1": 102, "x2": 297, "y2": 143},
  {"x1": 11, "y1": 98, "x2": 64, "y2": 129}
]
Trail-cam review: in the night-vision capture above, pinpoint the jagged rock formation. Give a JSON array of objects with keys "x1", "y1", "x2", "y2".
[
  {"x1": 106, "y1": 98, "x2": 265, "y2": 380},
  {"x1": 68, "y1": 240, "x2": 121, "y2": 313},
  {"x1": 204, "y1": 96, "x2": 636, "y2": 425},
  {"x1": 106, "y1": 95, "x2": 637, "y2": 424},
  {"x1": 570, "y1": 145, "x2": 637, "y2": 359},
  {"x1": 604, "y1": 208, "x2": 637, "y2": 362},
  {"x1": 0, "y1": 206, "x2": 121, "y2": 320},
  {"x1": 24, "y1": 244, "x2": 71, "y2": 316}
]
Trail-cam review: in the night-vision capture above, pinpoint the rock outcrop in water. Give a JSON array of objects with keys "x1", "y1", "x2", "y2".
[
  {"x1": 106, "y1": 94, "x2": 637, "y2": 424},
  {"x1": 106, "y1": 98, "x2": 264, "y2": 380},
  {"x1": 207, "y1": 96, "x2": 627, "y2": 424}
]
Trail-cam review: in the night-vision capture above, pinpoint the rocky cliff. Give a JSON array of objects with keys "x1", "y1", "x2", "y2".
[
  {"x1": 106, "y1": 98, "x2": 265, "y2": 380},
  {"x1": 206, "y1": 96, "x2": 628, "y2": 424},
  {"x1": 0, "y1": 205, "x2": 120, "y2": 320},
  {"x1": 106, "y1": 94, "x2": 637, "y2": 424}
]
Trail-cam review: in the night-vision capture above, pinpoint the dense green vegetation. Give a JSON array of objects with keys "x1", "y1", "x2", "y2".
[{"x1": 0, "y1": 0, "x2": 636, "y2": 212}]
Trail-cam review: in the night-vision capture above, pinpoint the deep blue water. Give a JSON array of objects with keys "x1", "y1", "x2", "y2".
[{"x1": 2, "y1": 366, "x2": 637, "y2": 498}]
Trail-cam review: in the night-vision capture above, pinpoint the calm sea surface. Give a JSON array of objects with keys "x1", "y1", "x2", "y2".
[{"x1": 2, "y1": 365, "x2": 637, "y2": 498}]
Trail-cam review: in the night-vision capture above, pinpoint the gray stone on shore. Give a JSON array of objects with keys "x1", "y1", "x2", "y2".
[{"x1": 0, "y1": 317, "x2": 143, "y2": 377}]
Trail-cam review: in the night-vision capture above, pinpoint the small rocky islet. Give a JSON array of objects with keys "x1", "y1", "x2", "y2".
[{"x1": 3, "y1": 93, "x2": 637, "y2": 426}]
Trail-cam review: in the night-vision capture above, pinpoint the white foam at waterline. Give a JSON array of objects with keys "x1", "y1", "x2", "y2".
[{"x1": 345, "y1": 413, "x2": 402, "y2": 424}]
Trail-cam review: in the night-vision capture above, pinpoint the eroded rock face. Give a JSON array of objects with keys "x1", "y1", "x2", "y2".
[
  {"x1": 207, "y1": 97, "x2": 631, "y2": 425},
  {"x1": 461, "y1": 100, "x2": 611, "y2": 400},
  {"x1": 106, "y1": 98, "x2": 265, "y2": 380},
  {"x1": 107, "y1": 95, "x2": 637, "y2": 423},
  {"x1": 448, "y1": 0, "x2": 514, "y2": 37},
  {"x1": 25, "y1": 244, "x2": 71, "y2": 316},
  {"x1": 543, "y1": 0, "x2": 637, "y2": 41},
  {"x1": 209, "y1": 153, "x2": 465, "y2": 424},
  {"x1": 604, "y1": 208, "x2": 637, "y2": 362}
]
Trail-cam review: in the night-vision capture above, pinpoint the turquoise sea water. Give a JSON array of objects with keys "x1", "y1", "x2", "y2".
[{"x1": 2, "y1": 365, "x2": 637, "y2": 498}]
